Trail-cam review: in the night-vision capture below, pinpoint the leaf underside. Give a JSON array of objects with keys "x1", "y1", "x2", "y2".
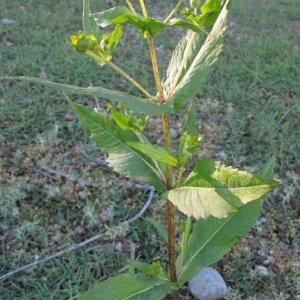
[
  {"x1": 174, "y1": 157, "x2": 280, "y2": 284},
  {"x1": 167, "y1": 158, "x2": 279, "y2": 219},
  {"x1": 163, "y1": 0, "x2": 230, "y2": 111}
]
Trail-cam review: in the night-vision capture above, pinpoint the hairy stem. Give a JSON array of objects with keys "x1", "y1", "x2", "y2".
[
  {"x1": 167, "y1": 200, "x2": 178, "y2": 300},
  {"x1": 148, "y1": 38, "x2": 164, "y2": 102},
  {"x1": 162, "y1": 113, "x2": 177, "y2": 299}
]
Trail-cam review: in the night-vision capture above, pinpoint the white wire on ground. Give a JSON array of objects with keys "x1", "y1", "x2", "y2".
[{"x1": 0, "y1": 184, "x2": 155, "y2": 282}]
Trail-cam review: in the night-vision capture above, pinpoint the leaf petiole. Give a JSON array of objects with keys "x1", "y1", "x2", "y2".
[
  {"x1": 125, "y1": 0, "x2": 136, "y2": 15},
  {"x1": 139, "y1": 0, "x2": 148, "y2": 17},
  {"x1": 164, "y1": 0, "x2": 184, "y2": 24}
]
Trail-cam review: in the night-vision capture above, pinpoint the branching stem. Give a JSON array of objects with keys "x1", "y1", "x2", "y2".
[
  {"x1": 107, "y1": 61, "x2": 153, "y2": 99},
  {"x1": 164, "y1": 0, "x2": 184, "y2": 23},
  {"x1": 85, "y1": 50, "x2": 153, "y2": 99},
  {"x1": 125, "y1": 0, "x2": 136, "y2": 14},
  {"x1": 139, "y1": 0, "x2": 148, "y2": 17}
]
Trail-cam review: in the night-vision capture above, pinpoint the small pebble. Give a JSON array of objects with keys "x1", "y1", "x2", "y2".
[
  {"x1": 1, "y1": 18, "x2": 16, "y2": 25},
  {"x1": 254, "y1": 265, "x2": 269, "y2": 277},
  {"x1": 170, "y1": 128, "x2": 178, "y2": 139},
  {"x1": 277, "y1": 241, "x2": 289, "y2": 251},
  {"x1": 189, "y1": 267, "x2": 228, "y2": 300}
]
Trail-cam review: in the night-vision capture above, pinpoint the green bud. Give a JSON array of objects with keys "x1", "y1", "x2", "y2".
[
  {"x1": 179, "y1": 133, "x2": 202, "y2": 165},
  {"x1": 190, "y1": 0, "x2": 202, "y2": 9},
  {"x1": 70, "y1": 31, "x2": 98, "y2": 53}
]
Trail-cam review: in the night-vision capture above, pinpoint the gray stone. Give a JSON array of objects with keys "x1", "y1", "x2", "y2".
[
  {"x1": 170, "y1": 128, "x2": 178, "y2": 139},
  {"x1": 1, "y1": 18, "x2": 16, "y2": 25},
  {"x1": 189, "y1": 267, "x2": 227, "y2": 300},
  {"x1": 278, "y1": 241, "x2": 289, "y2": 251}
]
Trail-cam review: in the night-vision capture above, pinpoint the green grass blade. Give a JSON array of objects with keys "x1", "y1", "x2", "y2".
[{"x1": 5, "y1": 76, "x2": 173, "y2": 116}]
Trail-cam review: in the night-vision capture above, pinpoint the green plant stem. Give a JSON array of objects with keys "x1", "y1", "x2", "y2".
[
  {"x1": 85, "y1": 51, "x2": 153, "y2": 100},
  {"x1": 139, "y1": 0, "x2": 148, "y2": 17},
  {"x1": 164, "y1": 0, "x2": 184, "y2": 23},
  {"x1": 107, "y1": 61, "x2": 154, "y2": 100},
  {"x1": 148, "y1": 38, "x2": 164, "y2": 102},
  {"x1": 125, "y1": 0, "x2": 136, "y2": 15},
  {"x1": 86, "y1": 50, "x2": 155, "y2": 101}
]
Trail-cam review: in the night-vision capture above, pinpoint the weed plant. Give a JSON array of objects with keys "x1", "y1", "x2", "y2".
[{"x1": 1, "y1": 0, "x2": 299, "y2": 299}]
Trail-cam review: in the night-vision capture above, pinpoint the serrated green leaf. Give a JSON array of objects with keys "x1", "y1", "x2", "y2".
[
  {"x1": 168, "y1": 18, "x2": 202, "y2": 33},
  {"x1": 166, "y1": 158, "x2": 280, "y2": 219},
  {"x1": 163, "y1": 0, "x2": 230, "y2": 111},
  {"x1": 176, "y1": 198, "x2": 264, "y2": 285},
  {"x1": 128, "y1": 142, "x2": 179, "y2": 167},
  {"x1": 79, "y1": 273, "x2": 176, "y2": 300},
  {"x1": 143, "y1": 17, "x2": 168, "y2": 37},
  {"x1": 5, "y1": 76, "x2": 173, "y2": 116},
  {"x1": 92, "y1": 6, "x2": 214, "y2": 38},
  {"x1": 69, "y1": 101, "x2": 166, "y2": 193},
  {"x1": 83, "y1": 0, "x2": 100, "y2": 37},
  {"x1": 109, "y1": 105, "x2": 140, "y2": 132},
  {"x1": 93, "y1": 6, "x2": 144, "y2": 28}
]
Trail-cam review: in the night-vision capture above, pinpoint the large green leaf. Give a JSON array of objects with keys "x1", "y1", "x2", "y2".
[
  {"x1": 69, "y1": 101, "x2": 166, "y2": 193},
  {"x1": 92, "y1": 6, "x2": 143, "y2": 28},
  {"x1": 92, "y1": 6, "x2": 168, "y2": 37},
  {"x1": 79, "y1": 273, "x2": 176, "y2": 300},
  {"x1": 6, "y1": 76, "x2": 173, "y2": 116},
  {"x1": 176, "y1": 198, "x2": 264, "y2": 285},
  {"x1": 91, "y1": 5, "x2": 223, "y2": 38},
  {"x1": 166, "y1": 159, "x2": 280, "y2": 219},
  {"x1": 163, "y1": 0, "x2": 230, "y2": 111}
]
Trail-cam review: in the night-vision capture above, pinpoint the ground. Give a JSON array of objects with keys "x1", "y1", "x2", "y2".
[{"x1": 0, "y1": 0, "x2": 299, "y2": 299}]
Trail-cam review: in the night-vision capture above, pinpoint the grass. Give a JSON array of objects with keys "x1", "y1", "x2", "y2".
[{"x1": 1, "y1": 0, "x2": 299, "y2": 299}]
